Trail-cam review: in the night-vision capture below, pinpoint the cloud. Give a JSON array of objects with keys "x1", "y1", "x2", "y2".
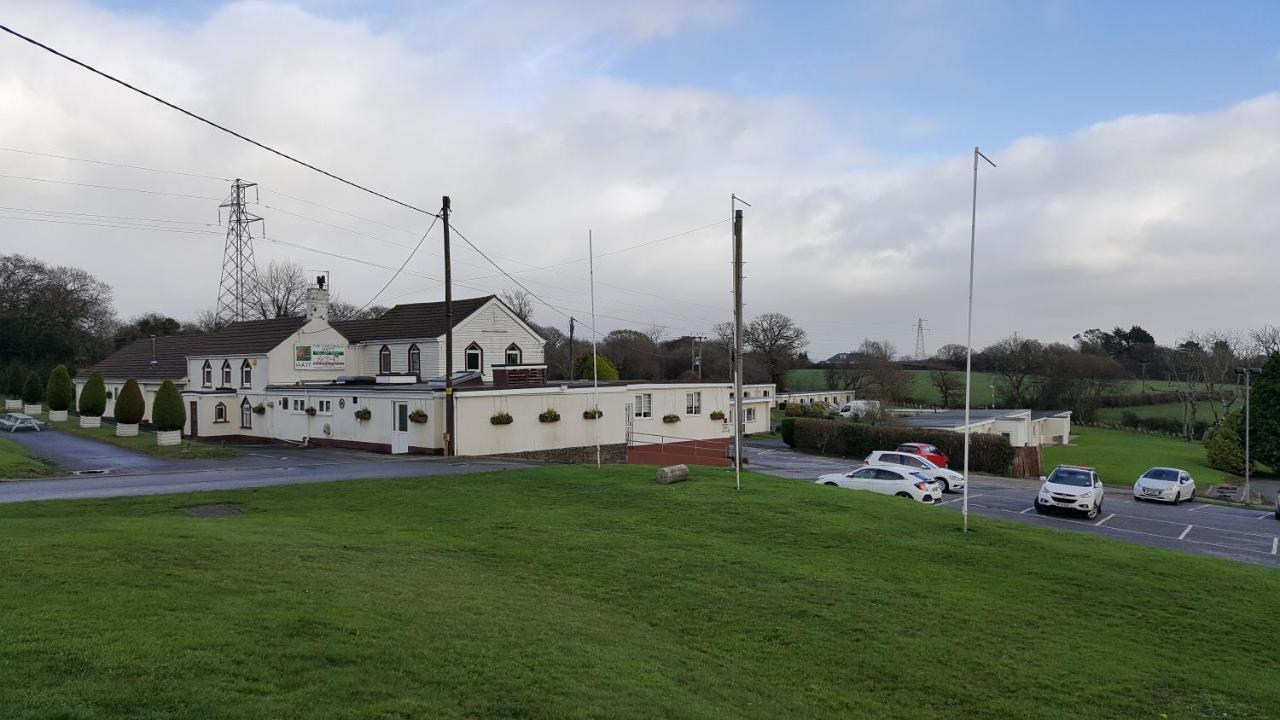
[{"x1": 0, "y1": 0, "x2": 1276, "y2": 359}]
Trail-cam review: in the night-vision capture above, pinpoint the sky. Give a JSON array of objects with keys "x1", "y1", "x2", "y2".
[{"x1": 1, "y1": 0, "x2": 1278, "y2": 359}]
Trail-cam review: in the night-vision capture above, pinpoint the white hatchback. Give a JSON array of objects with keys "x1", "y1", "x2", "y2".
[
  {"x1": 816, "y1": 466, "x2": 944, "y2": 504},
  {"x1": 1133, "y1": 467, "x2": 1195, "y2": 504},
  {"x1": 863, "y1": 450, "x2": 966, "y2": 493}
]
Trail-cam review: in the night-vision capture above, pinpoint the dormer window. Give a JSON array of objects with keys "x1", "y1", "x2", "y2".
[
  {"x1": 201, "y1": 360, "x2": 212, "y2": 388},
  {"x1": 379, "y1": 345, "x2": 391, "y2": 374},
  {"x1": 408, "y1": 344, "x2": 420, "y2": 376},
  {"x1": 465, "y1": 342, "x2": 482, "y2": 372},
  {"x1": 240, "y1": 360, "x2": 252, "y2": 388},
  {"x1": 221, "y1": 360, "x2": 232, "y2": 387},
  {"x1": 505, "y1": 343, "x2": 522, "y2": 365}
]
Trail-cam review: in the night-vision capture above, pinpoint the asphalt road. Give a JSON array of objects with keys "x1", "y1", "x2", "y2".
[{"x1": 743, "y1": 441, "x2": 1280, "y2": 569}]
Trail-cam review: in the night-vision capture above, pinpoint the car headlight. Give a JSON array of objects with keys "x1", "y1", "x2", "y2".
[{"x1": 1078, "y1": 490, "x2": 1093, "y2": 499}]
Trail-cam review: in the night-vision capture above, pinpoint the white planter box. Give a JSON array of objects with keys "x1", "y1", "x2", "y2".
[
  {"x1": 23, "y1": 404, "x2": 42, "y2": 415},
  {"x1": 48, "y1": 410, "x2": 68, "y2": 422},
  {"x1": 156, "y1": 430, "x2": 181, "y2": 447},
  {"x1": 79, "y1": 416, "x2": 102, "y2": 429},
  {"x1": 4, "y1": 399, "x2": 20, "y2": 410},
  {"x1": 116, "y1": 423, "x2": 139, "y2": 437}
]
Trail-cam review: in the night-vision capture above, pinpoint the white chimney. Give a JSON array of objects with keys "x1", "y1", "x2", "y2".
[{"x1": 307, "y1": 275, "x2": 330, "y2": 322}]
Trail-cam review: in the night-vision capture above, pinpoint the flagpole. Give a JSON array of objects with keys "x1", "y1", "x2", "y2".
[
  {"x1": 589, "y1": 229, "x2": 600, "y2": 469},
  {"x1": 963, "y1": 146, "x2": 996, "y2": 533}
]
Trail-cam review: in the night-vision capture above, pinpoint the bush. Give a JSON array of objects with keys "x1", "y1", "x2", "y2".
[
  {"x1": 21, "y1": 372, "x2": 43, "y2": 405},
  {"x1": 491, "y1": 412, "x2": 513, "y2": 425},
  {"x1": 790, "y1": 418, "x2": 1016, "y2": 475},
  {"x1": 779, "y1": 417, "x2": 797, "y2": 447},
  {"x1": 45, "y1": 365, "x2": 73, "y2": 412},
  {"x1": 1206, "y1": 413, "x2": 1248, "y2": 475},
  {"x1": 573, "y1": 352, "x2": 619, "y2": 381},
  {"x1": 114, "y1": 379, "x2": 145, "y2": 424},
  {"x1": 79, "y1": 372, "x2": 107, "y2": 417},
  {"x1": 4, "y1": 366, "x2": 24, "y2": 399},
  {"x1": 538, "y1": 409, "x2": 561, "y2": 423},
  {"x1": 1109, "y1": 411, "x2": 1208, "y2": 439},
  {"x1": 583, "y1": 408, "x2": 603, "y2": 420},
  {"x1": 151, "y1": 379, "x2": 186, "y2": 432}
]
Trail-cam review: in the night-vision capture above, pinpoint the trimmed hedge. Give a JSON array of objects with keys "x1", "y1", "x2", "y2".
[
  {"x1": 791, "y1": 418, "x2": 1016, "y2": 475},
  {"x1": 45, "y1": 365, "x2": 73, "y2": 412},
  {"x1": 21, "y1": 372, "x2": 44, "y2": 405},
  {"x1": 779, "y1": 417, "x2": 796, "y2": 446},
  {"x1": 115, "y1": 379, "x2": 145, "y2": 425},
  {"x1": 152, "y1": 379, "x2": 185, "y2": 432},
  {"x1": 79, "y1": 372, "x2": 107, "y2": 416}
]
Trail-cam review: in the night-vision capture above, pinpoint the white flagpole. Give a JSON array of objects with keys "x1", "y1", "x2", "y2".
[
  {"x1": 589, "y1": 229, "x2": 600, "y2": 469},
  {"x1": 963, "y1": 146, "x2": 996, "y2": 533}
]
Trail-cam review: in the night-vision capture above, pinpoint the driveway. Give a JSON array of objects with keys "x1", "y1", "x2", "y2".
[{"x1": 743, "y1": 441, "x2": 1280, "y2": 569}]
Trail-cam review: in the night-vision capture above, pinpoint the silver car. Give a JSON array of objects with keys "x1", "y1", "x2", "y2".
[{"x1": 1132, "y1": 467, "x2": 1195, "y2": 504}]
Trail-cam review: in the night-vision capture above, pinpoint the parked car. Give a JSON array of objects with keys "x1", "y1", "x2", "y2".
[
  {"x1": 863, "y1": 450, "x2": 966, "y2": 493},
  {"x1": 1034, "y1": 465, "x2": 1105, "y2": 519},
  {"x1": 896, "y1": 442, "x2": 949, "y2": 468},
  {"x1": 816, "y1": 466, "x2": 943, "y2": 504},
  {"x1": 1132, "y1": 467, "x2": 1196, "y2": 504}
]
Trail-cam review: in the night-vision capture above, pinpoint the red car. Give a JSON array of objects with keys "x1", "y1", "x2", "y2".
[{"x1": 897, "y1": 443, "x2": 949, "y2": 469}]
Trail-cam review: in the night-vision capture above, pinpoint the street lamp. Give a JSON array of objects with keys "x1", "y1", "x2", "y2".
[
  {"x1": 962, "y1": 146, "x2": 996, "y2": 533},
  {"x1": 1236, "y1": 366, "x2": 1262, "y2": 503}
]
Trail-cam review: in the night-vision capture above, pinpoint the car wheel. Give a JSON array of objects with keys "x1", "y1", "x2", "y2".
[
  {"x1": 937, "y1": 478, "x2": 950, "y2": 493},
  {"x1": 824, "y1": 482, "x2": 838, "y2": 487},
  {"x1": 1086, "y1": 502, "x2": 1100, "y2": 520},
  {"x1": 1188, "y1": 489, "x2": 1195, "y2": 502},
  {"x1": 1034, "y1": 501, "x2": 1047, "y2": 514},
  {"x1": 1171, "y1": 492, "x2": 1180, "y2": 506},
  {"x1": 895, "y1": 492, "x2": 913, "y2": 499}
]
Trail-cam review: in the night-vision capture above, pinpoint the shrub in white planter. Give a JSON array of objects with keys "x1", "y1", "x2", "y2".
[
  {"x1": 152, "y1": 380, "x2": 186, "y2": 447},
  {"x1": 79, "y1": 372, "x2": 107, "y2": 425},
  {"x1": 79, "y1": 415, "x2": 101, "y2": 429},
  {"x1": 21, "y1": 371, "x2": 43, "y2": 416},
  {"x1": 116, "y1": 423, "x2": 139, "y2": 437},
  {"x1": 114, "y1": 378, "x2": 145, "y2": 437},
  {"x1": 23, "y1": 404, "x2": 43, "y2": 415},
  {"x1": 48, "y1": 410, "x2": 68, "y2": 422},
  {"x1": 45, "y1": 365, "x2": 73, "y2": 422},
  {"x1": 156, "y1": 430, "x2": 181, "y2": 446}
]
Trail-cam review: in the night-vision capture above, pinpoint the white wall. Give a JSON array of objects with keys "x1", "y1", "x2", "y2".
[
  {"x1": 448, "y1": 299, "x2": 545, "y2": 380},
  {"x1": 454, "y1": 386, "x2": 627, "y2": 456},
  {"x1": 266, "y1": 319, "x2": 353, "y2": 385},
  {"x1": 357, "y1": 340, "x2": 441, "y2": 376}
]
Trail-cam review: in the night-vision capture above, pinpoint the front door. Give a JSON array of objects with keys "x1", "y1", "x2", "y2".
[
  {"x1": 391, "y1": 401, "x2": 409, "y2": 454},
  {"x1": 189, "y1": 401, "x2": 199, "y2": 437}
]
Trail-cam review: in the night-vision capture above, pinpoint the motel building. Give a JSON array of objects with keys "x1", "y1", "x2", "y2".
[{"x1": 80, "y1": 282, "x2": 773, "y2": 464}]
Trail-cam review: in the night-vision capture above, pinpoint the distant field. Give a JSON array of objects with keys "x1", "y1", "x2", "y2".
[{"x1": 1042, "y1": 426, "x2": 1225, "y2": 487}]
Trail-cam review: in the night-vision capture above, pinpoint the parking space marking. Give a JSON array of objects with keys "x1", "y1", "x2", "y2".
[
  {"x1": 1188, "y1": 503, "x2": 1216, "y2": 512},
  {"x1": 1020, "y1": 507, "x2": 1034, "y2": 514},
  {"x1": 941, "y1": 493, "x2": 983, "y2": 505},
  {"x1": 1178, "y1": 524, "x2": 1193, "y2": 540},
  {"x1": 1095, "y1": 513, "x2": 1115, "y2": 527},
  {"x1": 1273, "y1": 538, "x2": 1278, "y2": 556}
]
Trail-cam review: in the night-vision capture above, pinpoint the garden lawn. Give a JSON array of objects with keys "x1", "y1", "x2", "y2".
[
  {"x1": 55, "y1": 421, "x2": 239, "y2": 459},
  {"x1": 2, "y1": 465, "x2": 1279, "y2": 719},
  {"x1": 0, "y1": 436, "x2": 48, "y2": 478},
  {"x1": 1042, "y1": 425, "x2": 1226, "y2": 487}
]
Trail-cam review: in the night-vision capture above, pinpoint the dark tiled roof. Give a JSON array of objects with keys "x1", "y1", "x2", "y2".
[
  {"x1": 333, "y1": 295, "x2": 495, "y2": 342},
  {"x1": 86, "y1": 317, "x2": 307, "y2": 380}
]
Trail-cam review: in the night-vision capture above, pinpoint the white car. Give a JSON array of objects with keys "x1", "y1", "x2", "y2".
[
  {"x1": 1133, "y1": 467, "x2": 1195, "y2": 504},
  {"x1": 816, "y1": 465, "x2": 944, "y2": 504},
  {"x1": 1034, "y1": 465, "x2": 1105, "y2": 519},
  {"x1": 863, "y1": 450, "x2": 966, "y2": 493}
]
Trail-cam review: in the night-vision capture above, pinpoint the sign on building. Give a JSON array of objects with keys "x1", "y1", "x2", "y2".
[{"x1": 295, "y1": 344, "x2": 346, "y2": 370}]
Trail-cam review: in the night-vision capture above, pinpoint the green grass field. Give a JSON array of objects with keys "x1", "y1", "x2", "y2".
[
  {"x1": 55, "y1": 422, "x2": 240, "y2": 459},
  {"x1": 1042, "y1": 425, "x2": 1228, "y2": 487},
  {"x1": 786, "y1": 369, "x2": 1203, "y2": 405},
  {"x1": 1096, "y1": 401, "x2": 1190, "y2": 423},
  {"x1": 0, "y1": 436, "x2": 49, "y2": 478},
  {"x1": 2, "y1": 465, "x2": 1279, "y2": 718}
]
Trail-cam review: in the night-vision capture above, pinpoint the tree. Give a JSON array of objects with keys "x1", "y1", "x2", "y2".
[
  {"x1": 328, "y1": 300, "x2": 387, "y2": 321},
  {"x1": 1205, "y1": 413, "x2": 1247, "y2": 475},
  {"x1": 187, "y1": 309, "x2": 229, "y2": 334},
  {"x1": 113, "y1": 312, "x2": 182, "y2": 350},
  {"x1": 573, "y1": 352, "x2": 619, "y2": 381},
  {"x1": 1034, "y1": 344, "x2": 1126, "y2": 422},
  {"x1": 45, "y1": 365, "x2": 73, "y2": 412},
  {"x1": 934, "y1": 344, "x2": 968, "y2": 369},
  {"x1": 1251, "y1": 326, "x2": 1280, "y2": 357},
  {"x1": 499, "y1": 289, "x2": 535, "y2": 324},
  {"x1": 114, "y1": 378, "x2": 145, "y2": 425},
  {"x1": 252, "y1": 260, "x2": 308, "y2": 319},
  {"x1": 3, "y1": 366, "x2": 23, "y2": 399},
  {"x1": 929, "y1": 369, "x2": 963, "y2": 407},
  {"x1": 983, "y1": 336, "x2": 1044, "y2": 407},
  {"x1": 601, "y1": 329, "x2": 659, "y2": 380},
  {"x1": 0, "y1": 254, "x2": 116, "y2": 368},
  {"x1": 21, "y1": 371, "x2": 44, "y2": 405},
  {"x1": 151, "y1": 379, "x2": 186, "y2": 432},
  {"x1": 1250, "y1": 353, "x2": 1280, "y2": 471},
  {"x1": 742, "y1": 313, "x2": 808, "y2": 389},
  {"x1": 79, "y1": 372, "x2": 107, "y2": 417}
]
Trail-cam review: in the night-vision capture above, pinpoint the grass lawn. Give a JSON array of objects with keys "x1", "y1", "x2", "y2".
[
  {"x1": 2, "y1": 466, "x2": 1279, "y2": 719},
  {"x1": 55, "y1": 421, "x2": 240, "y2": 459},
  {"x1": 0, "y1": 436, "x2": 50, "y2": 478},
  {"x1": 1043, "y1": 425, "x2": 1229, "y2": 487}
]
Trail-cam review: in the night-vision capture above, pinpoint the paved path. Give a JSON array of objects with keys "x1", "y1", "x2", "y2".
[{"x1": 743, "y1": 442, "x2": 1280, "y2": 569}]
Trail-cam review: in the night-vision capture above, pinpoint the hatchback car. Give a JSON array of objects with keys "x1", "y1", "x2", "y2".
[
  {"x1": 896, "y1": 442, "x2": 949, "y2": 468},
  {"x1": 1132, "y1": 467, "x2": 1195, "y2": 504},
  {"x1": 864, "y1": 450, "x2": 965, "y2": 493},
  {"x1": 1034, "y1": 465, "x2": 1105, "y2": 519},
  {"x1": 816, "y1": 465, "x2": 943, "y2": 504}
]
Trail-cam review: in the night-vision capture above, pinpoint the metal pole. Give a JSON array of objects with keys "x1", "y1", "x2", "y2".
[
  {"x1": 1244, "y1": 369, "x2": 1252, "y2": 503},
  {"x1": 962, "y1": 147, "x2": 996, "y2": 533},
  {"x1": 442, "y1": 196, "x2": 454, "y2": 457},
  {"x1": 590, "y1": 230, "x2": 600, "y2": 469},
  {"x1": 732, "y1": 208, "x2": 744, "y2": 491},
  {"x1": 567, "y1": 317, "x2": 575, "y2": 380}
]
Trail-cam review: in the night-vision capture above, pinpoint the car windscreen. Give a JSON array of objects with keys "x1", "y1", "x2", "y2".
[
  {"x1": 1048, "y1": 469, "x2": 1092, "y2": 487},
  {"x1": 1142, "y1": 468, "x2": 1179, "y2": 481}
]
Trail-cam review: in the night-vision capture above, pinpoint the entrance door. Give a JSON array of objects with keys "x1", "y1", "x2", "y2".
[
  {"x1": 189, "y1": 401, "x2": 199, "y2": 437},
  {"x1": 391, "y1": 401, "x2": 409, "y2": 454}
]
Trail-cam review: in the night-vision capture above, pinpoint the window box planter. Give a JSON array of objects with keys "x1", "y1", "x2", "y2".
[
  {"x1": 709, "y1": 410, "x2": 726, "y2": 421},
  {"x1": 4, "y1": 399, "x2": 20, "y2": 411},
  {"x1": 583, "y1": 408, "x2": 603, "y2": 420},
  {"x1": 253, "y1": 404, "x2": 266, "y2": 415},
  {"x1": 490, "y1": 412, "x2": 513, "y2": 426},
  {"x1": 305, "y1": 407, "x2": 317, "y2": 417},
  {"x1": 409, "y1": 409, "x2": 429, "y2": 424},
  {"x1": 354, "y1": 408, "x2": 372, "y2": 421},
  {"x1": 116, "y1": 423, "x2": 139, "y2": 437},
  {"x1": 662, "y1": 414, "x2": 681, "y2": 424},
  {"x1": 79, "y1": 415, "x2": 101, "y2": 429},
  {"x1": 23, "y1": 404, "x2": 42, "y2": 415},
  {"x1": 538, "y1": 409, "x2": 561, "y2": 423},
  {"x1": 156, "y1": 430, "x2": 181, "y2": 447},
  {"x1": 47, "y1": 410, "x2": 68, "y2": 422}
]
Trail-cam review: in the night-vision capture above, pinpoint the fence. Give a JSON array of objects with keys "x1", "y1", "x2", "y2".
[{"x1": 627, "y1": 431, "x2": 732, "y2": 467}]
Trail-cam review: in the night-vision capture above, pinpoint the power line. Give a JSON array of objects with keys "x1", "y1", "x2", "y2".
[
  {"x1": 447, "y1": 221, "x2": 571, "y2": 321},
  {"x1": 0, "y1": 146, "x2": 231, "y2": 181},
  {"x1": 0, "y1": 172, "x2": 223, "y2": 200},
  {"x1": 0, "y1": 204, "x2": 220, "y2": 228},
  {"x1": 0, "y1": 22, "x2": 439, "y2": 218},
  {"x1": 358, "y1": 210, "x2": 441, "y2": 314}
]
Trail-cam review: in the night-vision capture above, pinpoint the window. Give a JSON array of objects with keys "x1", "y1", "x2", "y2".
[
  {"x1": 240, "y1": 360, "x2": 252, "y2": 388},
  {"x1": 505, "y1": 343, "x2": 522, "y2": 365},
  {"x1": 201, "y1": 360, "x2": 212, "y2": 388},
  {"x1": 685, "y1": 391, "x2": 702, "y2": 415},
  {"x1": 408, "y1": 344, "x2": 420, "y2": 375},
  {"x1": 745, "y1": 407, "x2": 757, "y2": 423},
  {"x1": 317, "y1": 399, "x2": 332, "y2": 415},
  {"x1": 292, "y1": 399, "x2": 306, "y2": 412},
  {"x1": 634, "y1": 393, "x2": 652, "y2": 418},
  {"x1": 465, "y1": 342, "x2": 482, "y2": 372},
  {"x1": 221, "y1": 360, "x2": 232, "y2": 387},
  {"x1": 379, "y1": 345, "x2": 391, "y2": 374},
  {"x1": 214, "y1": 402, "x2": 227, "y2": 423},
  {"x1": 240, "y1": 398, "x2": 252, "y2": 429}
]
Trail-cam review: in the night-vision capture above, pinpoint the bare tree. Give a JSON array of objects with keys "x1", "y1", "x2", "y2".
[
  {"x1": 499, "y1": 289, "x2": 535, "y2": 323},
  {"x1": 1252, "y1": 325, "x2": 1280, "y2": 358},
  {"x1": 1179, "y1": 331, "x2": 1243, "y2": 424},
  {"x1": 929, "y1": 369, "x2": 963, "y2": 407},
  {"x1": 934, "y1": 343, "x2": 969, "y2": 369},
  {"x1": 252, "y1": 260, "x2": 309, "y2": 319},
  {"x1": 983, "y1": 336, "x2": 1044, "y2": 407},
  {"x1": 742, "y1": 313, "x2": 808, "y2": 389},
  {"x1": 186, "y1": 309, "x2": 228, "y2": 334},
  {"x1": 329, "y1": 299, "x2": 388, "y2": 321}
]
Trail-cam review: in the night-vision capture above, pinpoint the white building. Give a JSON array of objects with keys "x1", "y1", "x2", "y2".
[{"x1": 901, "y1": 409, "x2": 1072, "y2": 447}]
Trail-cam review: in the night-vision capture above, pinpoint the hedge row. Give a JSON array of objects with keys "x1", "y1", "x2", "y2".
[
  {"x1": 1114, "y1": 411, "x2": 1209, "y2": 440},
  {"x1": 788, "y1": 418, "x2": 1016, "y2": 475},
  {"x1": 1094, "y1": 391, "x2": 1220, "y2": 408}
]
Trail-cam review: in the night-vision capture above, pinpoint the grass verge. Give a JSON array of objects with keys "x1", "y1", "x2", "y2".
[
  {"x1": 1043, "y1": 425, "x2": 1227, "y2": 487},
  {"x1": 54, "y1": 421, "x2": 240, "y2": 459},
  {"x1": 0, "y1": 436, "x2": 50, "y2": 478},
  {"x1": 0, "y1": 465, "x2": 1278, "y2": 719}
]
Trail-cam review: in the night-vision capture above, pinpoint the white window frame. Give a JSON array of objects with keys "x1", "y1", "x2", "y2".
[
  {"x1": 408, "y1": 344, "x2": 420, "y2": 375},
  {"x1": 292, "y1": 399, "x2": 306, "y2": 413},
  {"x1": 240, "y1": 398, "x2": 252, "y2": 429},
  {"x1": 746, "y1": 407, "x2": 757, "y2": 423},
  {"x1": 201, "y1": 361, "x2": 212, "y2": 388},
  {"x1": 221, "y1": 360, "x2": 232, "y2": 387},
  {"x1": 505, "y1": 343, "x2": 522, "y2": 365},
  {"x1": 240, "y1": 360, "x2": 252, "y2": 388},
  {"x1": 685, "y1": 391, "x2": 702, "y2": 415},
  {"x1": 214, "y1": 402, "x2": 228, "y2": 424},
  {"x1": 316, "y1": 399, "x2": 333, "y2": 415},
  {"x1": 465, "y1": 343, "x2": 483, "y2": 372},
  {"x1": 634, "y1": 393, "x2": 652, "y2": 419}
]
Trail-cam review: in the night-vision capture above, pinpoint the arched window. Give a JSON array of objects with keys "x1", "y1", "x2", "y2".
[
  {"x1": 221, "y1": 360, "x2": 232, "y2": 387},
  {"x1": 240, "y1": 360, "x2": 252, "y2": 388},
  {"x1": 240, "y1": 398, "x2": 252, "y2": 429},
  {"x1": 408, "y1": 344, "x2": 421, "y2": 376},
  {"x1": 214, "y1": 402, "x2": 227, "y2": 423},
  {"x1": 505, "y1": 343, "x2": 522, "y2": 365},
  {"x1": 378, "y1": 345, "x2": 391, "y2": 374},
  {"x1": 464, "y1": 342, "x2": 483, "y2": 372},
  {"x1": 201, "y1": 360, "x2": 212, "y2": 388}
]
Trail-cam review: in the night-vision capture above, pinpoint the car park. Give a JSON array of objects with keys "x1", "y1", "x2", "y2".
[
  {"x1": 1034, "y1": 465, "x2": 1105, "y2": 519},
  {"x1": 816, "y1": 465, "x2": 943, "y2": 504},
  {"x1": 863, "y1": 450, "x2": 965, "y2": 493},
  {"x1": 896, "y1": 442, "x2": 949, "y2": 468},
  {"x1": 1132, "y1": 467, "x2": 1195, "y2": 504}
]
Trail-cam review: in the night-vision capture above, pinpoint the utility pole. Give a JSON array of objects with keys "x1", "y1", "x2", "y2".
[
  {"x1": 1237, "y1": 366, "x2": 1261, "y2": 503},
  {"x1": 216, "y1": 178, "x2": 263, "y2": 323},
  {"x1": 442, "y1": 196, "x2": 454, "y2": 457},
  {"x1": 567, "y1": 317, "x2": 575, "y2": 380},
  {"x1": 962, "y1": 146, "x2": 996, "y2": 533},
  {"x1": 914, "y1": 318, "x2": 928, "y2": 361},
  {"x1": 732, "y1": 205, "x2": 746, "y2": 491},
  {"x1": 691, "y1": 335, "x2": 705, "y2": 379},
  {"x1": 589, "y1": 231, "x2": 600, "y2": 469}
]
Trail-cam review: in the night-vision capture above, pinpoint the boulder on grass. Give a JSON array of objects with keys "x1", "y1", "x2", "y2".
[{"x1": 655, "y1": 464, "x2": 690, "y2": 485}]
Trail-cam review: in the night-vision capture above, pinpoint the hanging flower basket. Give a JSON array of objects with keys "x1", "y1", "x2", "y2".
[
  {"x1": 709, "y1": 410, "x2": 726, "y2": 421},
  {"x1": 409, "y1": 409, "x2": 429, "y2": 424},
  {"x1": 354, "y1": 408, "x2": 372, "y2": 421},
  {"x1": 305, "y1": 407, "x2": 317, "y2": 417},
  {"x1": 253, "y1": 403, "x2": 266, "y2": 415},
  {"x1": 538, "y1": 409, "x2": 561, "y2": 423},
  {"x1": 490, "y1": 412, "x2": 513, "y2": 425},
  {"x1": 662, "y1": 414, "x2": 681, "y2": 424},
  {"x1": 583, "y1": 408, "x2": 603, "y2": 420}
]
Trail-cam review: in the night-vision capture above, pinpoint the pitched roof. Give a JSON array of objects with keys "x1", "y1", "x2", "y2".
[
  {"x1": 86, "y1": 317, "x2": 307, "y2": 380},
  {"x1": 333, "y1": 295, "x2": 495, "y2": 342}
]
